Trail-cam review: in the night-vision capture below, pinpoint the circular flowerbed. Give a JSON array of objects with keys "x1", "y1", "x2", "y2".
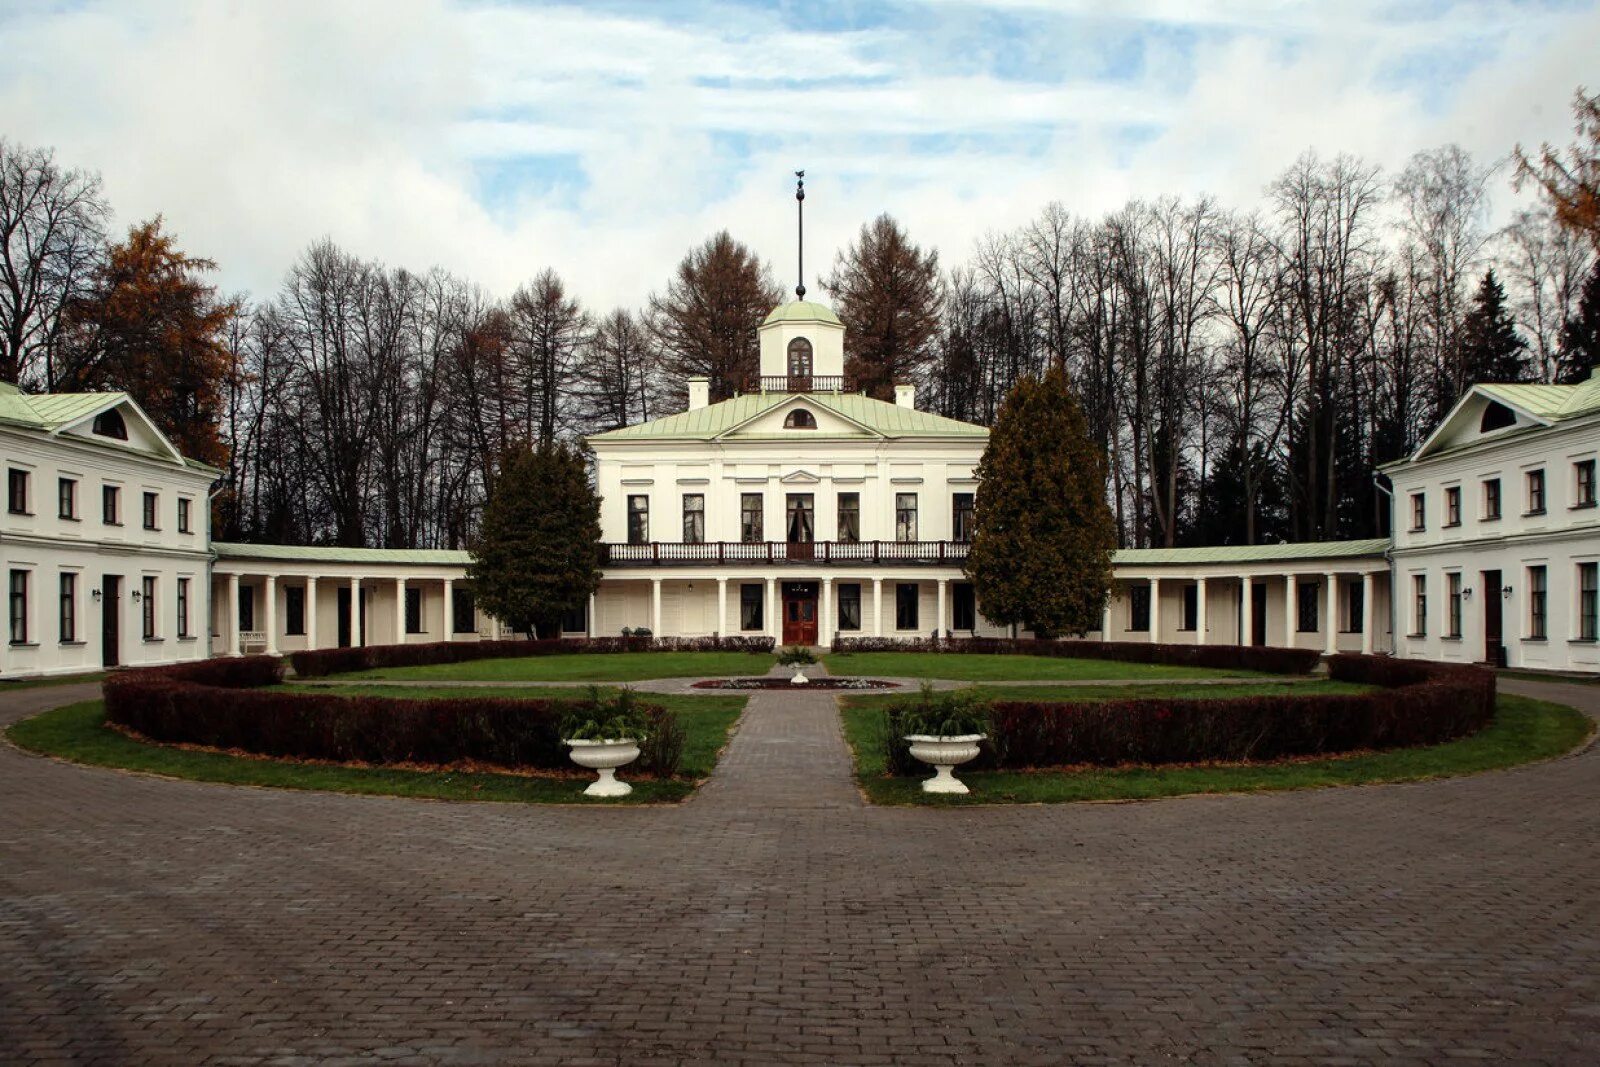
[{"x1": 693, "y1": 677, "x2": 899, "y2": 690}]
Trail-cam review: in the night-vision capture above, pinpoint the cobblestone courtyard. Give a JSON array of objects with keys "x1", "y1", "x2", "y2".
[{"x1": 2, "y1": 678, "x2": 1599, "y2": 1065}]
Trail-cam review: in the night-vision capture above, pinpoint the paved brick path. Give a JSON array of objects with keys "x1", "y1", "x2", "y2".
[{"x1": 2, "y1": 677, "x2": 1599, "y2": 1064}]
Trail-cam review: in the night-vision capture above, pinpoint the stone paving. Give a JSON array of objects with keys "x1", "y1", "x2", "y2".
[{"x1": 1, "y1": 675, "x2": 1599, "y2": 1064}]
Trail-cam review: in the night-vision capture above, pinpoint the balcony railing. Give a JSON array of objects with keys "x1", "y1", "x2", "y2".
[
  {"x1": 604, "y1": 540, "x2": 970, "y2": 567},
  {"x1": 746, "y1": 374, "x2": 853, "y2": 394}
]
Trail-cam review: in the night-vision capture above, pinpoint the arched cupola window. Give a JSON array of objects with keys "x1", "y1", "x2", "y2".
[
  {"x1": 1480, "y1": 401, "x2": 1516, "y2": 433},
  {"x1": 787, "y1": 337, "x2": 813, "y2": 378},
  {"x1": 784, "y1": 408, "x2": 817, "y2": 429},
  {"x1": 92, "y1": 408, "x2": 128, "y2": 440}
]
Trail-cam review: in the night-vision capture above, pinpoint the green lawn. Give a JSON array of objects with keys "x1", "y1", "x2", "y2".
[
  {"x1": 840, "y1": 690, "x2": 1593, "y2": 805},
  {"x1": 0, "y1": 670, "x2": 107, "y2": 691},
  {"x1": 332, "y1": 650, "x2": 774, "y2": 683},
  {"x1": 7, "y1": 690, "x2": 747, "y2": 805},
  {"x1": 823, "y1": 651, "x2": 1266, "y2": 682}
]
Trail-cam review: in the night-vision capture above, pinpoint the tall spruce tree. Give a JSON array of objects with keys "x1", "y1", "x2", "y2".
[
  {"x1": 1559, "y1": 260, "x2": 1600, "y2": 382},
  {"x1": 1458, "y1": 269, "x2": 1529, "y2": 386},
  {"x1": 965, "y1": 365, "x2": 1118, "y2": 638},
  {"x1": 467, "y1": 443, "x2": 603, "y2": 638}
]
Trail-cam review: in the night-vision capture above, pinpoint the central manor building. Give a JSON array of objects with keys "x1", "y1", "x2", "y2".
[{"x1": 5, "y1": 292, "x2": 1599, "y2": 678}]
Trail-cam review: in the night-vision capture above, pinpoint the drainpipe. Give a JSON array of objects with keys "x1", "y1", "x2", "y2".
[{"x1": 1372, "y1": 470, "x2": 1395, "y2": 657}]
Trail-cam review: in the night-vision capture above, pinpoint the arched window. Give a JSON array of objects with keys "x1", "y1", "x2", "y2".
[
  {"x1": 787, "y1": 337, "x2": 813, "y2": 378},
  {"x1": 92, "y1": 409, "x2": 128, "y2": 440},
  {"x1": 784, "y1": 408, "x2": 817, "y2": 429},
  {"x1": 1480, "y1": 401, "x2": 1516, "y2": 433}
]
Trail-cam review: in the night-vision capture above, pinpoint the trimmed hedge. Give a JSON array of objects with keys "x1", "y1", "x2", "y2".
[
  {"x1": 832, "y1": 635, "x2": 1320, "y2": 676},
  {"x1": 879, "y1": 654, "x2": 1496, "y2": 774},
  {"x1": 288, "y1": 634, "x2": 776, "y2": 679},
  {"x1": 102, "y1": 656, "x2": 684, "y2": 775}
]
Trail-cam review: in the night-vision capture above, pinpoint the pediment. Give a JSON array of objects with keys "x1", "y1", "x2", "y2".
[
  {"x1": 718, "y1": 397, "x2": 879, "y2": 439},
  {"x1": 780, "y1": 469, "x2": 821, "y2": 484}
]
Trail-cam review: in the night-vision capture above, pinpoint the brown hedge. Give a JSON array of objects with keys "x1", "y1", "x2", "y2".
[
  {"x1": 288, "y1": 634, "x2": 776, "y2": 678},
  {"x1": 832, "y1": 635, "x2": 1321, "y2": 676},
  {"x1": 101, "y1": 655, "x2": 683, "y2": 775}
]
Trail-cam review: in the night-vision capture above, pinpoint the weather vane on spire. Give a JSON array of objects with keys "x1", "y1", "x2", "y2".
[{"x1": 794, "y1": 170, "x2": 806, "y2": 300}]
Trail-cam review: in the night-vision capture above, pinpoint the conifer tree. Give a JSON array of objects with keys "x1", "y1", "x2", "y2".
[
  {"x1": 1559, "y1": 260, "x2": 1600, "y2": 382},
  {"x1": 965, "y1": 365, "x2": 1117, "y2": 638},
  {"x1": 824, "y1": 214, "x2": 943, "y2": 401},
  {"x1": 467, "y1": 443, "x2": 603, "y2": 638},
  {"x1": 1457, "y1": 269, "x2": 1529, "y2": 386}
]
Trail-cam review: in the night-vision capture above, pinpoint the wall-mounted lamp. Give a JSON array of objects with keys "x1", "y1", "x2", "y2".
[
  {"x1": 130, "y1": 589, "x2": 142, "y2": 603},
  {"x1": 91, "y1": 589, "x2": 103, "y2": 603},
  {"x1": 1462, "y1": 587, "x2": 1473, "y2": 601},
  {"x1": 1502, "y1": 585, "x2": 1514, "y2": 598}
]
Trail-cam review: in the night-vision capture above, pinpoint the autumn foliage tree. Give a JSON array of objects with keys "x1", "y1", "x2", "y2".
[
  {"x1": 59, "y1": 217, "x2": 238, "y2": 465},
  {"x1": 825, "y1": 213, "x2": 942, "y2": 400},
  {"x1": 1515, "y1": 88, "x2": 1600, "y2": 252},
  {"x1": 965, "y1": 366, "x2": 1118, "y2": 638},
  {"x1": 650, "y1": 231, "x2": 782, "y2": 402}
]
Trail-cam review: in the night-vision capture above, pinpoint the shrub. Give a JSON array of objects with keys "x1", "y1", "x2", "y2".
[
  {"x1": 880, "y1": 684, "x2": 997, "y2": 776},
  {"x1": 830, "y1": 635, "x2": 1320, "y2": 675},
  {"x1": 777, "y1": 645, "x2": 818, "y2": 667},
  {"x1": 288, "y1": 634, "x2": 776, "y2": 678},
  {"x1": 559, "y1": 687, "x2": 653, "y2": 742}
]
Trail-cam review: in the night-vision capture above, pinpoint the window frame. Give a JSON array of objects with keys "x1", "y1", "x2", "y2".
[
  {"x1": 1410, "y1": 491, "x2": 1426, "y2": 531},
  {"x1": 1297, "y1": 581, "x2": 1320, "y2": 633},
  {"x1": 1444, "y1": 486, "x2": 1461, "y2": 527},
  {"x1": 58, "y1": 477, "x2": 77, "y2": 520},
  {"x1": 8, "y1": 570, "x2": 28, "y2": 644},
  {"x1": 102, "y1": 484, "x2": 121, "y2": 526},
  {"x1": 177, "y1": 497, "x2": 192, "y2": 534},
  {"x1": 1129, "y1": 585, "x2": 1151, "y2": 632},
  {"x1": 681, "y1": 493, "x2": 705, "y2": 545},
  {"x1": 1580, "y1": 563, "x2": 1598, "y2": 642},
  {"x1": 141, "y1": 575, "x2": 158, "y2": 640},
  {"x1": 1412, "y1": 574, "x2": 1428, "y2": 637},
  {"x1": 177, "y1": 577, "x2": 191, "y2": 639},
  {"x1": 740, "y1": 493, "x2": 764, "y2": 543},
  {"x1": 405, "y1": 586, "x2": 423, "y2": 634},
  {"x1": 895, "y1": 493, "x2": 918, "y2": 543},
  {"x1": 1528, "y1": 565, "x2": 1547, "y2": 640},
  {"x1": 837, "y1": 583, "x2": 862, "y2": 632},
  {"x1": 952, "y1": 582, "x2": 977, "y2": 632},
  {"x1": 142, "y1": 491, "x2": 160, "y2": 531},
  {"x1": 7, "y1": 468, "x2": 29, "y2": 515},
  {"x1": 739, "y1": 583, "x2": 764, "y2": 631},
  {"x1": 1526, "y1": 468, "x2": 1546, "y2": 516},
  {"x1": 1577, "y1": 460, "x2": 1597, "y2": 509},
  {"x1": 59, "y1": 572, "x2": 76, "y2": 643},
  {"x1": 952, "y1": 492, "x2": 975, "y2": 543},
  {"x1": 1446, "y1": 571, "x2": 1462, "y2": 639},
  {"x1": 785, "y1": 493, "x2": 815, "y2": 544},
  {"x1": 895, "y1": 582, "x2": 919, "y2": 631},
  {"x1": 1482, "y1": 478, "x2": 1501, "y2": 521},
  {"x1": 626, "y1": 494, "x2": 650, "y2": 545},
  {"x1": 836, "y1": 492, "x2": 859, "y2": 544},
  {"x1": 452, "y1": 589, "x2": 477, "y2": 634}
]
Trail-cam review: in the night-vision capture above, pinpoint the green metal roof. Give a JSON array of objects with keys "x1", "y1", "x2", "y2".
[
  {"x1": 761, "y1": 300, "x2": 842, "y2": 327},
  {"x1": 589, "y1": 391, "x2": 987, "y2": 442},
  {"x1": 1112, "y1": 538, "x2": 1389, "y2": 567},
  {"x1": 0, "y1": 381, "x2": 123, "y2": 431},
  {"x1": 1479, "y1": 373, "x2": 1600, "y2": 421},
  {"x1": 213, "y1": 542, "x2": 473, "y2": 565}
]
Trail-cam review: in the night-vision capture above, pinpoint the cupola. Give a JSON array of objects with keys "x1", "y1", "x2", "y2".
[{"x1": 758, "y1": 299, "x2": 845, "y2": 381}]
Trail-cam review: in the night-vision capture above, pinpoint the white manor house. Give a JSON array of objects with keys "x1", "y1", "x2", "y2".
[{"x1": 4, "y1": 296, "x2": 1599, "y2": 678}]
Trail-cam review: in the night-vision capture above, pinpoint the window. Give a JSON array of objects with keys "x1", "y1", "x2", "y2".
[
  {"x1": 838, "y1": 583, "x2": 861, "y2": 632},
  {"x1": 1480, "y1": 401, "x2": 1516, "y2": 432},
  {"x1": 1410, "y1": 492, "x2": 1426, "y2": 531},
  {"x1": 142, "y1": 491, "x2": 159, "y2": 530},
  {"x1": 9, "y1": 570, "x2": 28, "y2": 644},
  {"x1": 141, "y1": 576, "x2": 157, "y2": 640},
  {"x1": 1129, "y1": 586, "x2": 1151, "y2": 632},
  {"x1": 1413, "y1": 575, "x2": 1428, "y2": 636},
  {"x1": 786, "y1": 494, "x2": 814, "y2": 543},
  {"x1": 1482, "y1": 478, "x2": 1501, "y2": 521},
  {"x1": 626, "y1": 495, "x2": 649, "y2": 544},
  {"x1": 1344, "y1": 581, "x2": 1364, "y2": 634},
  {"x1": 1297, "y1": 581, "x2": 1319, "y2": 633},
  {"x1": 740, "y1": 493, "x2": 764, "y2": 542},
  {"x1": 560, "y1": 602, "x2": 587, "y2": 634},
  {"x1": 895, "y1": 493, "x2": 918, "y2": 542},
  {"x1": 1444, "y1": 486, "x2": 1460, "y2": 527},
  {"x1": 1180, "y1": 584, "x2": 1199, "y2": 631},
  {"x1": 682, "y1": 494, "x2": 705, "y2": 544},
  {"x1": 837, "y1": 493, "x2": 859, "y2": 543},
  {"x1": 102, "y1": 485, "x2": 120, "y2": 525},
  {"x1": 1581, "y1": 563, "x2": 1598, "y2": 642},
  {"x1": 452, "y1": 589, "x2": 477, "y2": 634},
  {"x1": 740, "y1": 584, "x2": 763, "y2": 631},
  {"x1": 177, "y1": 578, "x2": 191, "y2": 639},
  {"x1": 1446, "y1": 572, "x2": 1462, "y2": 639},
  {"x1": 953, "y1": 583, "x2": 977, "y2": 631},
  {"x1": 1527, "y1": 469, "x2": 1546, "y2": 515},
  {"x1": 895, "y1": 583, "x2": 919, "y2": 630},
  {"x1": 783, "y1": 409, "x2": 817, "y2": 429},
  {"x1": 1577, "y1": 460, "x2": 1596, "y2": 508},
  {"x1": 284, "y1": 585, "x2": 306, "y2": 636},
  {"x1": 92, "y1": 408, "x2": 127, "y2": 439},
  {"x1": 787, "y1": 337, "x2": 813, "y2": 378},
  {"x1": 405, "y1": 587, "x2": 423, "y2": 633},
  {"x1": 952, "y1": 493, "x2": 975, "y2": 543},
  {"x1": 177, "y1": 497, "x2": 192, "y2": 534},
  {"x1": 59, "y1": 573, "x2": 76, "y2": 643},
  {"x1": 7, "y1": 468, "x2": 29, "y2": 514},
  {"x1": 1528, "y1": 566, "x2": 1547, "y2": 640},
  {"x1": 238, "y1": 585, "x2": 255, "y2": 632},
  {"x1": 58, "y1": 478, "x2": 77, "y2": 520}
]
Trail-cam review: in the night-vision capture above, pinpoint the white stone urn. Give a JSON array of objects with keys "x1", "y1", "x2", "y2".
[
  {"x1": 789, "y1": 665, "x2": 811, "y2": 685},
  {"x1": 904, "y1": 734, "x2": 986, "y2": 794},
  {"x1": 564, "y1": 738, "x2": 642, "y2": 797}
]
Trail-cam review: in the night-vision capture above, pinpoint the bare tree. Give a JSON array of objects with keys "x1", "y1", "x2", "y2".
[
  {"x1": 574, "y1": 308, "x2": 662, "y2": 432},
  {"x1": 650, "y1": 231, "x2": 781, "y2": 401},
  {"x1": 1499, "y1": 207, "x2": 1596, "y2": 381},
  {"x1": 507, "y1": 268, "x2": 588, "y2": 447}
]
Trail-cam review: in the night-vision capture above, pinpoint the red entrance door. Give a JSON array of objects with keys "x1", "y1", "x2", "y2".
[{"x1": 782, "y1": 582, "x2": 818, "y2": 646}]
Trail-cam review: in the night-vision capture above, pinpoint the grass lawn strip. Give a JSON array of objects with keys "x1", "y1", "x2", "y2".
[
  {"x1": 338, "y1": 650, "x2": 775, "y2": 683},
  {"x1": 840, "y1": 689, "x2": 1593, "y2": 805},
  {"x1": 822, "y1": 651, "x2": 1262, "y2": 682},
  {"x1": 7, "y1": 690, "x2": 746, "y2": 805},
  {"x1": 0, "y1": 671, "x2": 107, "y2": 691}
]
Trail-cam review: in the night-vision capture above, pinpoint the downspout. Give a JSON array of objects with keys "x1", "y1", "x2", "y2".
[
  {"x1": 1372, "y1": 470, "x2": 1395, "y2": 657},
  {"x1": 206, "y1": 476, "x2": 227, "y2": 661}
]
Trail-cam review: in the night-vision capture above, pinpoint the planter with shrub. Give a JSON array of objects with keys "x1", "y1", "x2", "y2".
[
  {"x1": 560, "y1": 688, "x2": 650, "y2": 797},
  {"x1": 892, "y1": 684, "x2": 991, "y2": 794},
  {"x1": 776, "y1": 645, "x2": 818, "y2": 684}
]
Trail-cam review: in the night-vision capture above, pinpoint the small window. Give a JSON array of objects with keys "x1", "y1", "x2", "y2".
[
  {"x1": 1180, "y1": 584, "x2": 1199, "y2": 631},
  {"x1": 740, "y1": 493, "x2": 764, "y2": 543},
  {"x1": 627, "y1": 495, "x2": 650, "y2": 544},
  {"x1": 837, "y1": 583, "x2": 861, "y2": 632},
  {"x1": 9, "y1": 569, "x2": 29, "y2": 644},
  {"x1": 92, "y1": 408, "x2": 127, "y2": 440},
  {"x1": 783, "y1": 409, "x2": 817, "y2": 429},
  {"x1": 740, "y1": 584, "x2": 764, "y2": 631},
  {"x1": 58, "y1": 478, "x2": 77, "y2": 520},
  {"x1": 1129, "y1": 585, "x2": 1151, "y2": 632},
  {"x1": 952, "y1": 493, "x2": 975, "y2": 543},
  {"x1": 1581, "y1": 563, "x2": 1598, "y2": 642},
  {"x1": 7, "y1": 468, "x2": 29, "y2": 514},
  {"x1": 1297, "y1": 581, "x2": 1320, "y2": 633},
  {"x1": 102, "y1": 485, "x2": 120, "y2": 525},
  {"x1": 952, "y1": 583, "x2": 977, "y2": 631},
  {"x1": 59, "y1": 572, "x2": 76, "y2": 643},
  {"x1": 177, "y1": 577, "x2": 191, "y2": 639},
  {"x1": 837, "y1": 493, "x2": 859, "y2": 543},
  {"x1": 141, "y1": 575, "x2": 157, "y2": 640},
  {"x1": 1528, "y1": 566, "x2": 1547, "y2": 640},
  {"x1": 895, "y1": 583, "x2": 919, "y2": 631},
  {"x1": 452, "y1": 589, "x2": 477, "y2": 634},
  {"x1": 895, "y1": 493, "x2": 918, "y2": 543},
  {"x1": 1482, "y1": 478, "x2": 1501, "y2": 521},
  {"x1": 238, "y1": 585, "x2": 255, "y2": 632},
  {"x1": 1527, "y1": 469, "x2": 1546, "y2": 515},
  {"x1": 405, "y1": 587, "x2": 423, "y2": 634},
  {"x1": 682, "y1": 493, "x2": 705, "y2": 544},
  {"x1": 1444, "y1": 486, "x2": 1460, "y2": 527},
  {"x1": 142, "y1": 491, "x2": 159, "y2": 530},
  {"x1": 1344, "y1": 581, "x2": 1364, "y2": 634},
  {"x1": 1410, "y1": 492, "x2": 1426, "y2": 531},
  {"x1": 1479, "y1": 401, "x2": 1516, "y2": 432},
  {"x1": 1577, "y1": 460, "x2": 1596, "y2": 508},
  {"x1": 1412, "y1": 574, "x2": 1428, "y2": 637},
  {"x1": 1446, "y1": 572, "x2": 1462, "y2": 639},
  {"x1": 787, "y1": 337, "x2": 813, "y2": 378},
  {"x1": 177, "y1": 497, "x2": 192, "y2": 534}
]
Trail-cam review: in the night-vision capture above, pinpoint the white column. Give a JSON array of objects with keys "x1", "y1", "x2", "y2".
[
  {"x1": 350, "y1": 577, "x2": 363, "y2": 647},
  {"x1": 650, "y1": 578, "x2": 663, "y2": 636},
  {"x1": 1240, "y1": 575, "x2": 1253, "y2": 647},
  {"x1": 820, "y1": 577, "x2": 832, "y2": 647},
  {"x1": 1361, "y1": 571, "x2": 1376, "y2": 655},
  {"x1": 394, "y1": 577, "x2": 407, "y2": 644},
  {"x1": 766, "y1": 577, "x2": 778, "y2": 641},
  {"x1": 1101, "y1": 588, "x2": 1113, "y2": 639},
  {"x1": 1148, "y1": 577, "x2": 1161, "y2": 644},
  {"x1": 717, "y1": 578, "x2": 728, "y2": 637},
  {"x1": 872, "y1": 578, "x2": 883, "y2": 637},
  {"x1": 443, "y1": 578, "x2": 455, "y2": 642},
  {"x1": 306, "y1": 576, "x2": 319, "y2": 650},
  {"x1": 226, "y1": 572, "x2": 241, "y2": 656},
  {"x1": 263, "y1": 575, "x2": 279, "y2": 656},
  {"x1": 936, "y1": 578, "x2": 948, "y2": 640},
  {"x1": 1324, "y1": 572, "x2": 1339, "y2": 656},
  {"x1": 1195, "y1": 577, "x2": 1208, "y2": 644},
  {"x1": 1285, "y1": 576, "x2": 1298, "y2": 648},
  {"x1": 587, "y1": 591, "x2": 597, "y2": 638}
]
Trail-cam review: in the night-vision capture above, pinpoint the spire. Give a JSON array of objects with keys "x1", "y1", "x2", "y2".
[{"x1": 794, "y1": 170, "x2": 806, "y2": 300}]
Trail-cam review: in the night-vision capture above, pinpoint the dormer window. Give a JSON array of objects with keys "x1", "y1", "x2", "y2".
[
  {"x1": 787, "y1": 338, "x2": 813, "y2": 378},
  {"x1": 784, "y1": 409, "x2": 817, "y2": 430},
  {"x1": 92, "y1": 409, "x2": 128, "y2": 440},
  {"x1": 1480, "y1": 401, "x2": 1516, "y2": 433}
]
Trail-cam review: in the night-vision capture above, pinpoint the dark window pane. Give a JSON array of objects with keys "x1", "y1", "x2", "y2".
[
  {"x1": 896, "y1": 583, "x2": 918, "y2": 630},
  {"x1": 838, "y1": 583, "x2": 861, "y2": 631},
  {"x1": 740, "y1": 584, "x2": 763, "y2": 630},
  {"x1": 952, "y1": 583, "x2": 976, "y2": 631}
]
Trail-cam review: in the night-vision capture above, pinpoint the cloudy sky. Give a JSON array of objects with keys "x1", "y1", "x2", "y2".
[{"x1": 1, "y1": 0, "x2": 1595, "y2": 310}]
